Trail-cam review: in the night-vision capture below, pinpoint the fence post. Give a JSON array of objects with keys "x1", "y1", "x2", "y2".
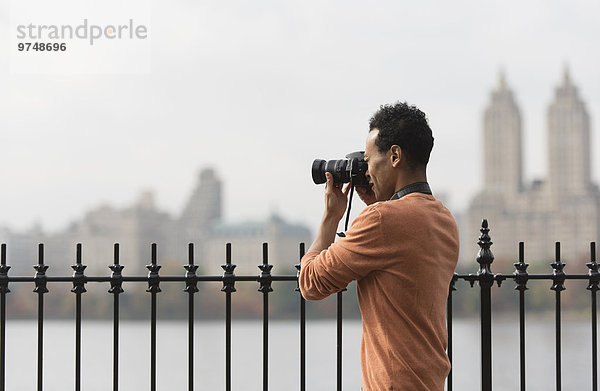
[
  {"x1": 295, "y1": 243, "x2": 306, "y2": 391},
  {"x1": 0, "y1": 244, "x2": 9, "y2": 391},
  {"x1": 258, "y1": 243, "x2": 273, "y2": 391},
  {"x1": 447, "y1": 273, "x2": 458, "y2": 391},
  {"x1": 146, "y1": 244, "x2": 161, "y2": 391},
  {"x1": 184, "y1": 243, "x2": 199, "y2": 391},
  {"x1": 71, "y1": 244, "x2": 87, "y2": 391},
  {"x1": 33, "y1": 244, "x2": 48, "y2": 391},
  {"x1": 221, "y1": 243, "x2": 236, "y2": 391},
  {"x1": 476, "y1": 219, "x2": 494, "y2": 391},
  {"x1": 108, "y1": 243, "x2": 124, "y2": 391},
  {"x1": 587, "y1": 242, "x2": 599, "y2": 391},
  {"x1": 551, "y1": 242, "x2": 565, "y2": 391},
  {"x1": 513, "y1": 242, "x2": 529, "y2": 391}
]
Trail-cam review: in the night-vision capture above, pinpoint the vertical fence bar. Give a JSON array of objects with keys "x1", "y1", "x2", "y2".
[
  {"x1": 71, "y1": 243, "x2": 87, "y2": 391},
  {"x1": 588, "y1": 242, "x2": 599, "y2": 391},
  {"x1": 258, "y1": 243, "x2": 273, "y2": 391},
  {"x1": 109, "y1": 243, "x2": 124, "y2": 391},
  {"x1": 336, "y1": 290, "x2": 343, "y2": 391},
  {"x1": 146, "y1": 244, "x2": 161, "y2": 391},
  {"x1": 295, "y1": 243, "x2": 306, "y2": 391},
  {"x1": 221, "y1": 243, "x2": 236, "y2": 391},
  {"x1": 75, "y1": 277, "x2": 81, "y2": 391},
  {"x1": 513, "y1": 242, "x2": 529, "y2": 391},
  {"x1": 184, "y1": 243, "x2": 199, "y2": 391},
  {"x1": 476, "y1": 220, "x2": 494, "y2": 391},
  {"x1": 594, "y1": 285, "x2": 599, "y2": 391},
  {"x1": 0, "y1": 244, "x2": 9, "y2": 391},
  {"x1": 446, "y1": 274, "x2": 457, "y2": 391},
  {"x1": 33, "y1": 244, "x2": 48, "y2": 391},
  {"x1": 113, "y1": 292, "x2": 119, "y2": 390},
  {"x1": 188, "y1": 292, "x2": 194, "y2": 391},
  {"x1": 551, "y1": 242, "x2": 565, "y2": 391}
]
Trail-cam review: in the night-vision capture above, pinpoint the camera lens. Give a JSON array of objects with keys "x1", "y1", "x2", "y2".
[
  {"x1": 311, "y1": 152, "x2": 367, "y2": 185},
  {"x1": 312, "y1": 159, "x2": 351, "y2": 184},
  {"x1": 311, "y1": 159, "x2": 327, "y2": 184}
]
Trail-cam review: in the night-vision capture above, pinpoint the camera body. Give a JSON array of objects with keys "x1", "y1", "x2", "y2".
[{"x1": 311, "y1": 151, "x2": 369, "y2": 186}]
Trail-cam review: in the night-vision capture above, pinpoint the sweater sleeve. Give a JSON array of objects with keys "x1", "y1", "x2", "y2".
[{"x1": 299, "y1": 205, "x2": 385, "y2": 300}]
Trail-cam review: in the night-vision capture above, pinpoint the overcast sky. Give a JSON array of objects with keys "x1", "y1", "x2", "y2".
[{"x1": 1, "y1": 0, "x2": 599, "y2": 233}]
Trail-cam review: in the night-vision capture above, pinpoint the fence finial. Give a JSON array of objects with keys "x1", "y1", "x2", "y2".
[
  {"x1": 221, "y1": 243, "x2": 237, "y2": 293},
  {"x1": 476, "y1": 219, "x2": 494, "y2": 280},
  {"x1": 513, "y1": 242, "x2": 529, "y2": 291},
  {"x1": 295, "y1": 243, "x2": 305, "y2": 293},
  {"x1": 587, "y1": 243, "x2": 599, "y2": 292},
  {"x1": 258, "y1": 243, "x2": 273, "y2": 293},
  {"x1": 146, "y1": 243, "x2": 162, "y2": 293},
  {"x1": 184, "y1": 243, "x2": 199, "y2": 294},
  {"x1": 0, "y1": 244, "x2": 10, "y2": 294},
  {"x1": 33, "y1": 243, "x2": 49, "y2": 294},
  {"x1": 551, "y1": 242, "x2": 566, "y2": 292},
  {"x1": 449, "y1": 273, "x2": 458, "y2": 293},
  {"x1": 71, "y1": 243, "x2": 87, "y2": 294},
  {"x1": 109, "y1": 243, "x2": 124, "y2": 294}
]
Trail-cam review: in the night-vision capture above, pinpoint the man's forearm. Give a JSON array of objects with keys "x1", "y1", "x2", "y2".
[{"x1": 307, "y1": 215, "x2": 340, "y2": 253}]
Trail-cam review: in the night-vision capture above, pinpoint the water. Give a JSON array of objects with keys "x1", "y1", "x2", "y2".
[{"x1": 2, "y1": 318, "x2": 596, "y2": 390}]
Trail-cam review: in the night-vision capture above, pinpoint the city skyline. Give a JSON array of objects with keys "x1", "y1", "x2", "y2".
[
  {"x1": 1, "y1": 67, "x2": 597, "y2": 237},
  {"x1": 1, "y1": 0, "x2": 599, "y2": 235},
  {"x1": 0, "y1": 167, "x2": 311, "y2": 275}
]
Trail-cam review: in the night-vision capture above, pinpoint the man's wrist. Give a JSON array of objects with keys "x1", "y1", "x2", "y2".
[
  {"x1": 321, "y1": 213, "x2": 342, "y2": 227},
  {"x1": 306, "y1": 215, "x2": 340, "y2": 253}
]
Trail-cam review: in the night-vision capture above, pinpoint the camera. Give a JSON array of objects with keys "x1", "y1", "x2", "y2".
[{"x1": 311, "y1": 151, "x2": 369, "y2": 186}]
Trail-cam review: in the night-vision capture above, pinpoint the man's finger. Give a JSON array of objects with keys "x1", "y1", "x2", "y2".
[{"x1": 325, "y1": 172, "x2": 333, "y2": 188}]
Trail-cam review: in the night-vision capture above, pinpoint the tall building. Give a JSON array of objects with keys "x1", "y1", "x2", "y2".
[
  {"x1": 483, "y1": 71, "x2": 523, "y2": 195},
  {"x1": 179, "y1": 168, "x2": 222, "y2": 238},
  {"x1": 547, "y1": 70, "x2": 592, "y2": 196},
  {"x1": 465, "y1": 69, "x2": 600, "y2": 265}
]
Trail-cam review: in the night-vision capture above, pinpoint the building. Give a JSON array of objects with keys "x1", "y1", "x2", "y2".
[
  {"x1": 206, "y1": 214, "x2": 311, "y2": 274},
  {"x1": 465, "y1": 69, "x2": 600, "y2": 266},
  {"x1": 1, "y1": 168, "x2": 311, "y2": 275}
]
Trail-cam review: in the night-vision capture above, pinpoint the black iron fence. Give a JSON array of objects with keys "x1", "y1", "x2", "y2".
[
  {"x1": 448, "y1": 219, "x2": 599, "y2": 391},
  {"x1": 0, "y1": 219, "x2": 598, "y2": 391}
]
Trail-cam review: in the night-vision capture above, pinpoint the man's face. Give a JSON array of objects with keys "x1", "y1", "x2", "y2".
[{"x1": 364, "y1": 129, "x2": 396, "y2": 201}]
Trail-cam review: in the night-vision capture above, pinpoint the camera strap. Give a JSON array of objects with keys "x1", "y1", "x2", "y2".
[
  {"x1": 337, "y1": 184, "x2": 355, "y2": 238},
  {"x1": 337, "y1": 182, "x2": 431, "y2": 238},
  {"x1": 390, "y1": 182, "x2": 432, "y2": 200}
]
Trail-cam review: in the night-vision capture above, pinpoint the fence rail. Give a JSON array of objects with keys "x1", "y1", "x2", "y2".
[{"x1": 0, "y1": 219, "x2": 599, "y2": 391}]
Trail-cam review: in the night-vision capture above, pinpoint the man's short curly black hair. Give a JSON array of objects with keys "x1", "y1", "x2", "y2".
[{"x1": 368, "y1": 102, "x2": 434, "y2": 168}]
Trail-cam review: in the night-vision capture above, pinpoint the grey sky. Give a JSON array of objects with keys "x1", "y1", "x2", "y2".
[{"x1": 1, "y1": 0, "x2": 599, "y2": 233}]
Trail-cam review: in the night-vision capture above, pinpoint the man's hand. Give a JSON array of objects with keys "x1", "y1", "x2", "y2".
[
  {"x1": 306, "y1": 173, "x2": 351, "y2": 254},
  {"x1": 323, "y1": 172, "x2": 352, "y2": 222},
  {"x1": 356, "y1": 184, "x2": 377, "y2": 206}
]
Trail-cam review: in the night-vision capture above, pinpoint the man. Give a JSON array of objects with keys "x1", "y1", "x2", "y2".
[{"x1": 299, "y1": 102, "x2": 459, "y2": 390}]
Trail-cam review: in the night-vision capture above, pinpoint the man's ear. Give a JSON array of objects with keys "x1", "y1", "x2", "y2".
[{"x1": 390, "y1": 145, "x2": 402, "y2": 167}]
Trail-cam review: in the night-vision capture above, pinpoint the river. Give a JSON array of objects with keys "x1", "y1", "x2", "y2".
[{"x1": 2, "y1": 318, "x2": 595, "y2": 390}]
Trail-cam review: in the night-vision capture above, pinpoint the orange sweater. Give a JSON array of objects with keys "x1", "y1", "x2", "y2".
[{"x1": 299, "y1": 193, "x2": 459, "y2": 391}]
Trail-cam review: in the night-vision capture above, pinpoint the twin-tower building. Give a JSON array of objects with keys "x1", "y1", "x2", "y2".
[{"x1": 465, "y1": 69, "x2": 599, "y2": 265}]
